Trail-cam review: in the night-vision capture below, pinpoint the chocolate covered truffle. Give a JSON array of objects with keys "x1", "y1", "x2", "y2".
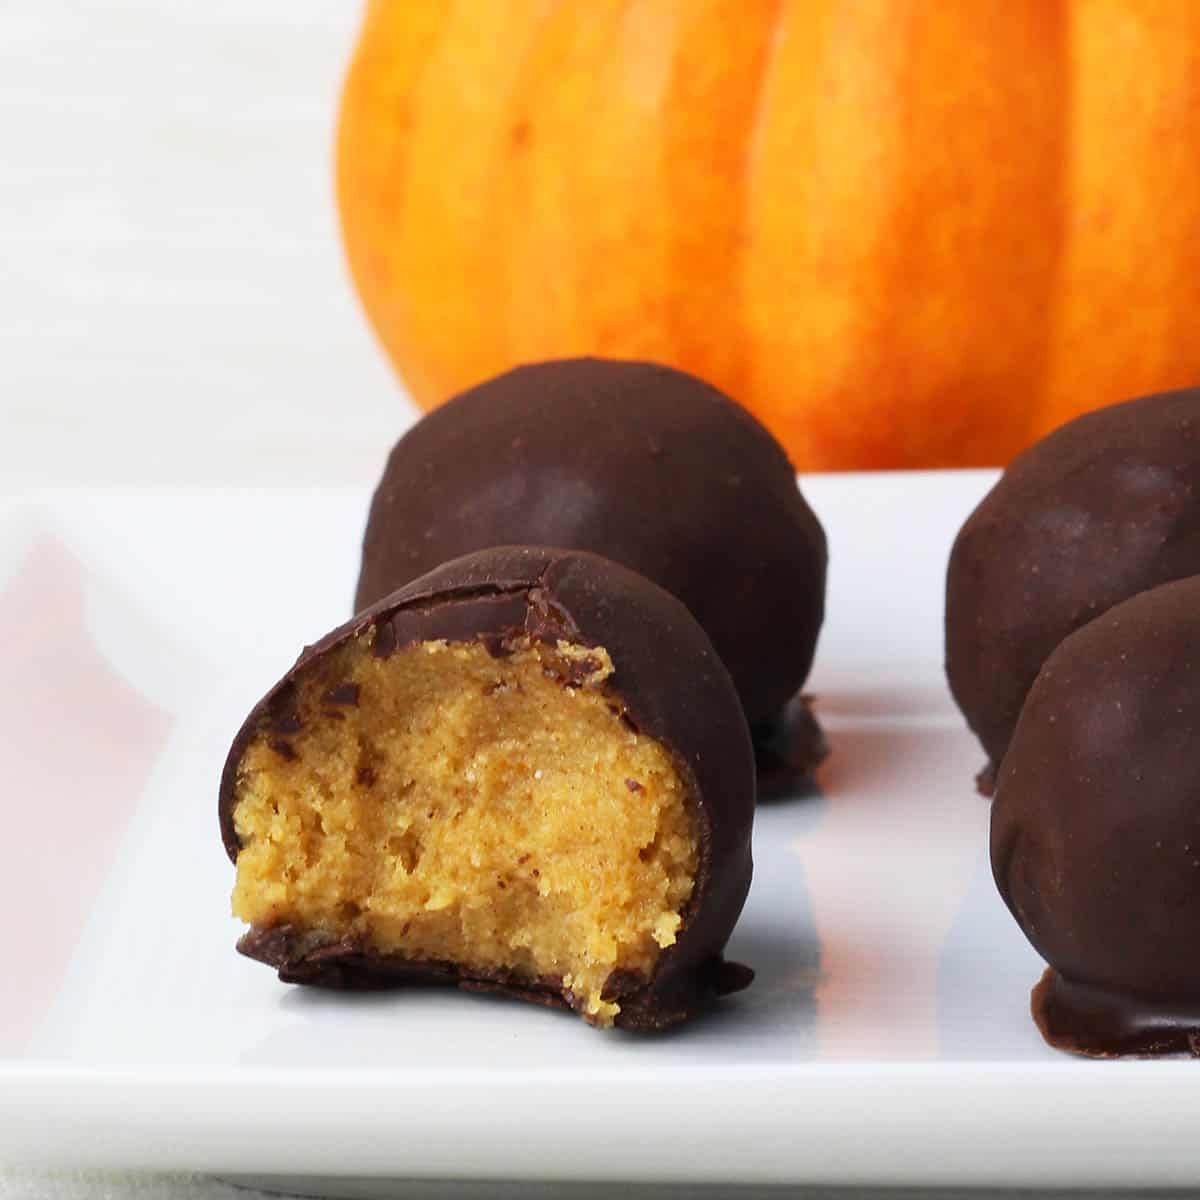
[
  {"x1": 355, "y1": 358, "x2": 827, "y2": 772},
  {"x1": 947, "y1": 387, "x2": 1200, "y2": 786},
  {"x1": 992, "y1": 576, "x2": 1200, "y2": 1056},
  {"x1": 221, "y1": 546, "x2": 755, "y2": 1030}
]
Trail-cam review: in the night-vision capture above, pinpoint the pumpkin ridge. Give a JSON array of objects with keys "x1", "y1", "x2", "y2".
[
  {"x1": 1035, "y1": 1, "x2": 1200, "y2": 439},
  {"x1": 658, "y1": 1, "x2": 783, "y2": 410},
  {"x1": 812, "y1": 1, "x2": 1070, "y2": 468}
]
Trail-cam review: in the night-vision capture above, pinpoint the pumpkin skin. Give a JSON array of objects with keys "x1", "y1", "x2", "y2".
[{"x1": 336, "y1": 1, "x2": 1200, "y2": 471}]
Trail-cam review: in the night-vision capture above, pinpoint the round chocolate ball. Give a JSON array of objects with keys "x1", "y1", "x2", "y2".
[
  {"x1": 222, "y1": 546, "x2": 755, "y2": 1030},
  {"x1": 992, "y1": 575, "x2": 1200, "y2": 1055},
  {"x1": 356, "y1": 358, "x2": 827, "y2": 733},
  {"x1": 946, "y1": 387, "x2": 1200, "y2": 784}
]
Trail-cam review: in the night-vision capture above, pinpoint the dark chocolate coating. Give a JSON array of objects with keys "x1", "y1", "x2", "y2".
[
  {"x1": 355, "y1": 358, "x2": 827, "y2": 731},
  {"x1": 221, "y1": 546, "x2": 756, "y2": 1030},
  {"x1": 946, "y1": 387, "x2": 1200, "y2": 779},
  {"x1": 992, "y1": 576, "x2": 1200, "y2": 1056}
]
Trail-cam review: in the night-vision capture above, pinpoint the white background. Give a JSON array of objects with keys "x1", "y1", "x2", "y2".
[{"x1": 0, "y1": 3, "x2": 409, "y2": 490}]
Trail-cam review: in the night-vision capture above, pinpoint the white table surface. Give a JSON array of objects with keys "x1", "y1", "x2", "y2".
[
  {"x1": 0, "y1": 1179, "x2": 1192, "y2": 1200},
  {"x1": 2, "y1": 6, "x2": 1193, "y2": 1200}
]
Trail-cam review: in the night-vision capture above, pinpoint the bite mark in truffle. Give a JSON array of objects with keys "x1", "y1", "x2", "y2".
[{"x1": 220, "y1": 547, "x2": 756, "y2": 1030}]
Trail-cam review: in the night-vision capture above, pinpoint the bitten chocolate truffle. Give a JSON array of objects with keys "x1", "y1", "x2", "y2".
[
  {"x1": 220, "y1": 547, "x2": 755, "y2": 1030},
  {"x1": 992, "y1": 576, "x2": 1200, "y2": 1056},
  {"x1": 355, "y1": 358, "x2": 827, "y2": 774},
  {"x1": 946, "y1": 387, "x2": 1200, "y2": 787}
]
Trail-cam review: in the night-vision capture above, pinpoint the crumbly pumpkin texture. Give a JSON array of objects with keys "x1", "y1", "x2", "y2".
[{"x1": 230, "y1": 635, "x2": 697, "y2": 1024}]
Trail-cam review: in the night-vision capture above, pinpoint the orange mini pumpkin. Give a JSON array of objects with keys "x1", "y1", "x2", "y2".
[{"x1": 337, "y1": 1, "x2": 1200, "y2": 470}]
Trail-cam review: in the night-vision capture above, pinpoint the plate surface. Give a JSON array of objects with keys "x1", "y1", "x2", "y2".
[{"x1": 2, "y1": 472, "x2": 1195, "y2": 1189}]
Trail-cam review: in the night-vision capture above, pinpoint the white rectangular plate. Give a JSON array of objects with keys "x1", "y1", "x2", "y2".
[{"x1": 2, "y1": 471, "x2": 1196, "y2": 1190}]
